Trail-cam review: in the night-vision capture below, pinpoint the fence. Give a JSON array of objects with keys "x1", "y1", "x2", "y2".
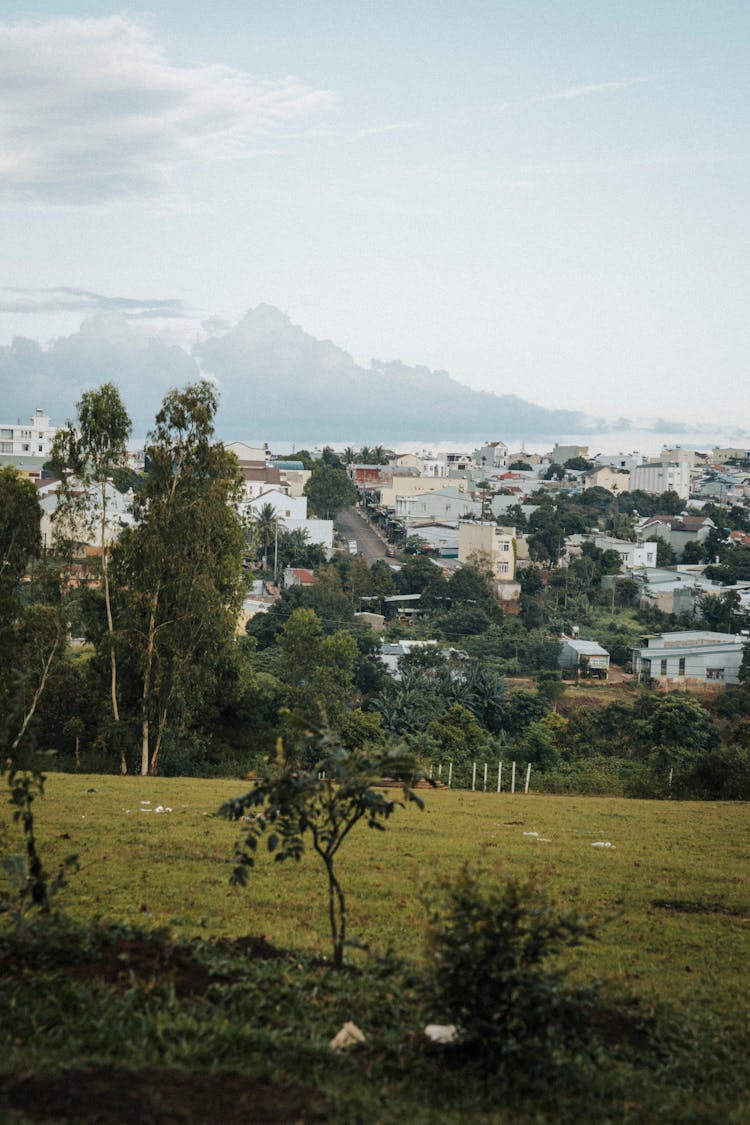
[{"x1": 428, "y1": 760, "x2": 532, "y2": 793}]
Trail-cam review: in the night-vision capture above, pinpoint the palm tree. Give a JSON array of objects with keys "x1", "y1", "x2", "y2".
[{"x1": 252, "y1": 502, "x2": 279, "y2": 571}]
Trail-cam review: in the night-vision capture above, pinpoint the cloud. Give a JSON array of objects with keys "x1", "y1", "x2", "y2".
[
  {"x1": 0, "y1": 16, "x2": 334, "y2": 204},
  {"x1": 532, "y1": 78, "x2": 648, "y2": 104},
  {"x1": 0, "y1": 287, "x2": 189, "y2": 319}
]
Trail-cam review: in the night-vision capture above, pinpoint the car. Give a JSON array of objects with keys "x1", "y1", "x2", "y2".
[{"x1": 385, "y1": 546, "x2": 396, "y2": 558}]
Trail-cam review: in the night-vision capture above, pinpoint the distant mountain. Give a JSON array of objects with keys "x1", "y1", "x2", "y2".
[
  {"x1": 1, "y1": 302, "x2": 598, "y2": 442},
  {"x1": 194, "y1": 304, "x2": 596, "y2": 441}
]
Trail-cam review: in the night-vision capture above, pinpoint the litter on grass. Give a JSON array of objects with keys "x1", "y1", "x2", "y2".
[
  {"x1": 425, "y1": 1024, "x2": 458, "y2": 1044},
  {"x1": 330, "y1": 1022, "x2": 366, "y2": 1051},
  {"x1": 522, "y1": 831, "x2": 539, "y2": 837},
  {"x1": 592, "y1": 841, "x2": 615, "y2": 848}
]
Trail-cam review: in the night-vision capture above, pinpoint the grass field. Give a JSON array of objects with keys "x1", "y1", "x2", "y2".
[{"x1": 2, "y1": 773, "x2": 749, "y2": 1122}]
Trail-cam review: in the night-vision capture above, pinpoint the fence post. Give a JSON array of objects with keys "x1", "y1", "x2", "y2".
[
  {"x1": 483, "y1": 763, "x2": 488, "y2": 792},
  {"x1": 471, "y1": 762, "x2": 477, "y2": 792},
  {"x1": 429, "y1": 763, "x2": 433, "y2": 780},
  {"x1": 524, "y1": 763, "x2": 532, "y2": 793},
  {"x1": 448, "y1": 761, "x2": 453, "y2": 788},
  {"x1": 438, "y1": 763, "x2": 442, "y2": 779},
  {"x1": 511, "y1": 761, "x2": 516, "y2": 793},
  {"x1": 497, "y1": 761, "x2": 502, "y2": 792}
]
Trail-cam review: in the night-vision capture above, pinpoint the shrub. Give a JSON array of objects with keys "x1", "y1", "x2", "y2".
[{"x1": 424, "y1": 864, "x2": 596, "y2": 1064}]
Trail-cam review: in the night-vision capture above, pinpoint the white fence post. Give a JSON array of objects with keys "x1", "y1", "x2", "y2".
[
  {"x1": 483, "y1": 763, "x2": 488, "y2": 792},
  {"x1": 511, "y1": 761, "x2": 516, "y2": 794},
  {"x1": 524, "y1": 763, "x2": 532, "y2": 793},
  {"x1": 448, "y1": 761, "x2": 453, "y2": 788},
  {"x1": 471, "y1": 762, "x2": 477, "y2": 792},
  {"x1": 497, "y1": 761, "x2": 502, "y2": 792},
  {"x1": 438, "y1": 763, "x2": 442, "y2": 779},
  {"x1": 429, "y1": 763, "x2": 433, "y2": 780}
]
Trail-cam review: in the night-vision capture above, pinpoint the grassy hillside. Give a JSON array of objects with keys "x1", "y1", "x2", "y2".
[{"x1": 1, "y1": 774, "x2": 748, "y2": 1123}]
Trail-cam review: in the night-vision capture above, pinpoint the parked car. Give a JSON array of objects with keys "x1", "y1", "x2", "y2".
[{"x1": 385, "y1": 546, "x2": 396, "y2": 558}]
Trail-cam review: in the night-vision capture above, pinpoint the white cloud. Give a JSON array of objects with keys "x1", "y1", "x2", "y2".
[
  {"x1": 532, "y1": 78, "x2": 648, "y2": 103},
  {"x1": 0, "y1": 16, "x2": 334, "y2": 204}
]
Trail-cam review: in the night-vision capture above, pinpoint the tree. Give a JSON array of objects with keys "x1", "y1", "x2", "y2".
[
  {"x1": 221, "y1": 719, "x2": 423, "y2": 967},
  {"x1": 114, "y1": 381, "x2": 246, "y2": 775},
  {"x1": 250, "y1": 502, "x2": 280, "y2": 572},
  {"x1": 427, "y1": 704, "x2": 492, "y2": 770},
  {"x1": 51, "y1": 383, "x2": 132, "y2": 772},
  {"x1": 0, "y1": 468, "x2": 41, "y2": 621},
  {"x1": 276, "y1": 607, "x2": 358, "y2": 719},
  {"x1": 304, "y1": 464, "x2": 357, "y2": 519}
]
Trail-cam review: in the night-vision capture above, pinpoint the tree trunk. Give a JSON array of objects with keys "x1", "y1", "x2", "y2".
[
  {"x1": 140, "y1": 587, "x2": 160, "y2": 776},
  {"x1": 99, "y1": 483, "x2": 126, "y2": 774},
  {"x1": 149, "y1": 705, "x2": 169, "y2": 776}
]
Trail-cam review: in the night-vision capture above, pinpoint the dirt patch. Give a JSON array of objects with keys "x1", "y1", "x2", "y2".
[
  {"x1": 0, "y1": 1068, "x2": 328, "y2": 1124},
  {"x1": 651, "y1": 899, "x2": 749, "y2": 918},
  {"x1": 67, "y1": 936, "x2": 215, "y2": 998}
]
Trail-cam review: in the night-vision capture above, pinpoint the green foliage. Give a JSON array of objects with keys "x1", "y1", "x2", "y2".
[
  {"x1": 426, "y1": 704, "x2": 493, "y2": 769},
  {"x1": 303, "y1": 464, "x2": 356, "y2": 518},
  {"x1": 221, "y1": 718, "x2": 423, "y2": 966},
  {"x1": 2, "y1": 765, "x2": 79, "y2": 921},
  {"x1": 424, "y1": 864, "x2": 595, "y2": 1062},
  {"x1": 113, "y1": 381, "x2": 247, "y2": 775}
]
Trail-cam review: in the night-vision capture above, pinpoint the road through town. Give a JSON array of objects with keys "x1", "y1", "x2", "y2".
[{"x1": 335, "y1": 508, "x2": 388, "y2": 565}]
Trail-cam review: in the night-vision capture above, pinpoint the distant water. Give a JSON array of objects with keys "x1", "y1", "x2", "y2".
[{"x1": 311, "y1": 425, "x2": 750, "y2": 460}]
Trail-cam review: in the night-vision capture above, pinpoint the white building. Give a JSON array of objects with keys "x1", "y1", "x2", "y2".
[
  {"x1": 629, "y1": 460, "x2": 690, "y2": 501},
  {"x1": 473, "y1": 441, "x2": 509, "y2": 470},
  {"x1": 395, "y1": 487, "x2": 480, "y2": 522},
  {"x1": 633, "y1": 631, "x2": 748, "y2": 691},
  {"x1": 0, "y1": 409, "x2": 57, "y2": 458}
]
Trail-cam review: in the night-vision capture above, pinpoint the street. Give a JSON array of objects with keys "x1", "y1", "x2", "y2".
[{"x1": 335, "y1": 507, "x2": 388, "y2": 565}]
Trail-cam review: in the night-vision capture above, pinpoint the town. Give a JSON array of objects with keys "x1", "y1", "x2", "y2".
[{"x1": 3, "y1": 393, "x2": 750, "y2": 789}]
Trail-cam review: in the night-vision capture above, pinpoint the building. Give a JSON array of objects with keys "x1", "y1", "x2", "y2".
[
  {"x1": 472, "y1": 441, "x2": 509, "y2": 470},
  {"x1": 591, "y1": 535, "x2": 657, "y2": 569},
  {"x1": 632, "y1": 631, "x2": 748, "y2": 692},
  {"x1": 458, "y1": 520, "x2": 515, "y2": 581},
  {"x1": 378, "y1": 475, "x2": 467, "y2": 510},
  {"x1": 637, "y1": 514, "x2": 714, "y2": 559},
  {"x1": 629, "y1": 460, "x2": 690, "y2": 501},
  {"x1": 0, "y1": 409, "x2": 57, "y2": 458},
  {"x1": 550, "y1": 443, "x2": 589, "y2": 464},
  {"x1": 594, "y1": 451, "x2": 642, "y2": 473},
  {"x1": 559, "y1": 636, "x2": 610, "y2": 679},
  {"x1": 581, "y1": 466, "x2": 631, "y2": 494},
  {"x1": 395, "y1": 487, "x2": 480, "y2": 523}
]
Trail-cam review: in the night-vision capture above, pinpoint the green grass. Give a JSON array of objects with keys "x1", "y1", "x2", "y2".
[{"x1": 2, "y1": 774, "x2": 749, "y2": 1122}]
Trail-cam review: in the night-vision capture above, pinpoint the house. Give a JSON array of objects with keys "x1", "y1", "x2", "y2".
[
  {"x1": 458, "y1": 520, "x2": 515, "y2": 581},
  {"x1": 594, "y1": 451, "x2": 642, "y2": 473},
  {"x1": 396, "y1": 486, "x2": 480, "y2": 523},
  {"x1": 378, "y1": 475, "x2": 467, "y2": 510},
  {"x1": 637, "y1": 514, "x2": 714, "y2": 559},
  {"x1": 559, "y1": 637, "x2": 610, "y2": 679},
  {"x1": 632, "y1": 631, "x2": 748, "y2": 692},
  {"x1": 591, "y1": 535, "x2": 657, "y2": 569},
  {"x1": 473, "y1": 441, "x2": 509, "y2": 470},
  {"x1": 581, "y1": 466, "x2": 631, "y2": 494},
  {"x1": 0, "y1": 409, "x2": 57, "y2": 458},
  {"x1": 38, "y1": 477, "x2": 135, "y2": 552},
  {"x1": 348, "y1": 464, "x2": 392, "y2": 490},
  {"x1": 283, "y1": 567, "x2": 316, "y2": 588}
]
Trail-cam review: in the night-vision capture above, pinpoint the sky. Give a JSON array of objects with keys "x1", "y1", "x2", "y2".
[{"x1": 1, "y1": 1, "x2": 749, "y2": 431}]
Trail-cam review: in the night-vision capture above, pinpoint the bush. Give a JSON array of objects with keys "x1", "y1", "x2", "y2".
[{"x1": 424, "y1": 864, "x2": 596, "y2": 1065}]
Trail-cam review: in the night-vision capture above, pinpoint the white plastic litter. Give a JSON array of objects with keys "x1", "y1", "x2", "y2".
[
  {"x1": 140, "y1": 800, "x2": 150, "y2": 805},
  {"x1": 522, "y1": 831, "x2": 539, "y2": 837},
  {"x1": 330, "y1": 1021, "x2": 366, "y2": 1051},
  {"x1": 424, "y1": 1024, "x2": 458, "y2": 1044},
  {"x1": 591, "y1": 841, "x2": 615, "y2": 848}
]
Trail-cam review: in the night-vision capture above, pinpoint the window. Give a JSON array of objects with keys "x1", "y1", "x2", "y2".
[
  {"x1": 660, "y1": 659, "x2": 668, "y2": 676},
  {"x1": 678, "y1": 658, "x2": 685, "y2": 676},
  {"x1": 706, "y1": 668, "x2": 724, "y2": 681}
]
